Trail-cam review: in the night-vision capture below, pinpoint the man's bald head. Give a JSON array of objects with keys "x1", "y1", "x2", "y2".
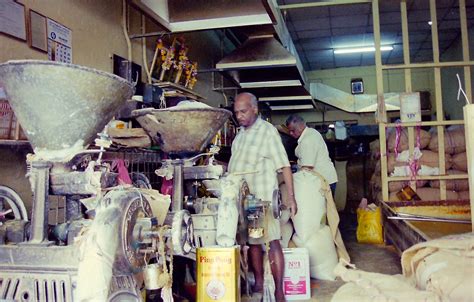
[
  {"x1": 234, "y1": 92, "x2": 259, "y2": 128},
  {"x1": 235, "y1": 92, "x2": 258, "y2": 108}
]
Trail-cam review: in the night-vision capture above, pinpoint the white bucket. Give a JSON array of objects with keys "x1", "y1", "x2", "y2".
[{"x1": 144, "y1": 263, "x2": 162, "y2": 290}]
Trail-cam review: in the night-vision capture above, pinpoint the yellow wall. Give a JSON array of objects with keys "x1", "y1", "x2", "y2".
[
  {"x1": 270, "y1": 65, "x2": 435, "y2": 125},
  {"x1": 1, "y1": 0, "x2": 143, "y2": 73},
  {"x1": 272, "y1": 29, "x2": 473, "y2": 126},
  {"x1": 0, "y1": 0, "x2": 229, "y2": 209},
  {"x1": 1, "y1": 0, "x2": 147, "y2": 209},
  {"x1": 307, "y1": 66, "x2": 435, "y2": 95},
  {"x1": 440, "y1": 29, "x2": 474, "y2": 120}
]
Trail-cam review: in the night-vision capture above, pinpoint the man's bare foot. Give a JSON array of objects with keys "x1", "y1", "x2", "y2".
[
  {"x1": 275, "y1": 290, "x2": 286, "y2": 302},
  {"x1": 252, "y1": 284, "x2": 263, "y2": 293}
]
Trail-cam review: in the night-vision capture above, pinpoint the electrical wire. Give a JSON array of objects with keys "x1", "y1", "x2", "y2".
[{"x1": 456, "y1": 73, "x2": 471, "y2": 105}]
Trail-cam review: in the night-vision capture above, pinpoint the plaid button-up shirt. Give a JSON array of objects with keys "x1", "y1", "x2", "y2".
[{"x1": 228, "y1": 118, "x2": 290, "y2": 201}]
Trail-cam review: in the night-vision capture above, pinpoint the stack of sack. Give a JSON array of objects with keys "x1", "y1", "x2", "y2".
[
  {"x1": 369, "y1": 126, "x2": 469, "y2": 202},
  {"x1": 332, "y1": 232, "x2": 474, "y2": 302},
  {"x1": 427, "y1": 126, "x2": 469, "y2": 200},
  {"x1": 280, "y1": 170, "x2": 349, "y2": 281}
]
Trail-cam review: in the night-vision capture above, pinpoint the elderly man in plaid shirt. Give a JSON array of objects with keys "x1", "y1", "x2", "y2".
[{"x1": 229, "y1": 92, "x2": 297, "y2": 301}]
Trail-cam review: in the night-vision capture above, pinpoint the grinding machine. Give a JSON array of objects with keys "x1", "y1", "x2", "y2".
[
  {"x1": 132, "y1": 106, "x2": 283, "y2": 249},
  {"x1": 0, "y1": 60, "x2": 193, "y2": 301}
]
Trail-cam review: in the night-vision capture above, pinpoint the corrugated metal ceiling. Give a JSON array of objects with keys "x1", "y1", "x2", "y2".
[{"x1": 278, "y1": 0, "x2": 474, "y2": 70}]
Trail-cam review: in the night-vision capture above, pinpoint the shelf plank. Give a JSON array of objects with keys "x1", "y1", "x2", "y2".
[
  {"x1": 384, "y1": 120, "x2": 464, "y2": 127},
  {"x1": 0, "y1": 139, "x2": 30, "y2": 146},
  {"x1": 387, "y1": 174, "x2": 469, "y2": 181},
  {"x1": 152, "y1": 80, "x2": 206, "y2": 100}
]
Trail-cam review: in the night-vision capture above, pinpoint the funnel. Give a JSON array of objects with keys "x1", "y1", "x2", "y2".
[
  {"x1": 132, "y1": 107, "x2": 231, "y2": 153},
  {"x1": 0, "y1": 60, "x2": 134, "y2": 154}
]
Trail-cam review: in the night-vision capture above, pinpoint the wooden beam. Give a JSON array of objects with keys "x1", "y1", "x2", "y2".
[
  {"x1": 430, "y1": 0, "x2": 447, "y2": 200},
  {"x1": 401, "y1": 1, "x2": 416, "y2": 189},
  {"x1": 385, "y1": 120, "x2": 464, "y2": 127},
  {"x1": 460, "y1": 0, "x2": 473, "y2": 230},
  {"x1": 463, "y1": 105, "x2": 474, "y2": 230},
  {"x1": 279, "y1": 0, "x2": 371, "y2": 10},
  {"x1": 387, "y1": 174, "x2": 469, "y2": 181},
  {"x1": 459, "y1": 0, "x2": 472, "y2": 102},
  {"x1": 401, "y1": 0, "x2": 411, "y2": 93},
  {"x1": 372, "y1": 0, "x2": 388, "y2": 201},
  {"x1": 382, "y1": 61, "x2": 474, "y2": 70},
  {"x1": 379, "y1": 123, "x2": 389, "y2": 202},
  {"x1": 373, "y1": 0, "x2": 386, "y2": 123}
]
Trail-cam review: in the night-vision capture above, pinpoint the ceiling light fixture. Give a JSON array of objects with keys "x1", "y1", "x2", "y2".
[
  {"x1": 334, "y1": 45, "x2": 393, "y2": 54},
  {"x1": 259, "y1": 95, "x2": 313, "y2": 101},
  {"x1": 269, "y1": 104, "x2": 314, "y2": 111},
  {"x1": 428, "y1": 21, "x2": 433, "y2": 25},
  {"x1": 239, "y1": 80, "x2": 302, "y2": 88}
]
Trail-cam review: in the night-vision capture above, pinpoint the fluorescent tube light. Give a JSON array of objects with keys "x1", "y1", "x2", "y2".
[
  {"x1": 334, "y1": 45, "x2": 393, "y2": 54},
  {"x1": 269, "y1": 104, "x2": 314, "y2": 111},
  {"x1": 240, "y1": 80, "x2": 302, "y2": 88},
  {"x1": 259, "y1": 95, "x2": 313, "y2": 101}
]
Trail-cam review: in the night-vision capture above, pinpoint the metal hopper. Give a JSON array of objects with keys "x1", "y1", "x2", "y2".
[
  {"x1": 132, "y1": 107, "x2": 232, "y2": 153},
  {"x1": 0, "y1": 60, "x2": 134, "y2": 154}
]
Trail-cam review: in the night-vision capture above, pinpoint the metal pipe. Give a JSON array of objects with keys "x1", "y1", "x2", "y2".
[
  {"x1": 172, "y1": 162, "x2": 184, "y2": 212},
  {"x1": 387, "y1": 216, "x2": 470, "y2": 224},
  {"x1": 28, "y1": 161, "x2": 52, "y2": 245},
  {"x1": 129, "y1": 31, "x2": 169, "y2": 39}
]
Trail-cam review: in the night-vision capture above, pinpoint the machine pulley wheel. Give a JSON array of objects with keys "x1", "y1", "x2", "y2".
[
  {"x1": 171, "y1": 210, "x2": 194, "y2": 255},
  {"x1": 271, "y1": 189, "x2": 282, "y2": 219},
  {"x1": 237, "y1": 181, "x2": 250, "y2": 232},
  {"x1": 130, "y1": 172, "x2": 152, "y2": 189},
  {"x1": 109, "y1": 190, "x2": 153, "y2": 274},
  {"x1": 0, "y1": 185, "x2": 28, "y2": 221}
]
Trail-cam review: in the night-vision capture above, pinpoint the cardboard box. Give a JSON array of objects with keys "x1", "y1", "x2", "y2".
[
  {"x1": 197, "y1": 246, "x2": 240, "y2": 301},
  {"x1": 283, "y1": 248, "x2": 311, "y2": 300}
]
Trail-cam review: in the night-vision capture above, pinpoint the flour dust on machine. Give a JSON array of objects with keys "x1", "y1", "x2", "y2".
[
  {"x1": 132, "y1": 95, "x2": 283, "y2": 296},
  {"x1": 0, "y1": 60, "x2": 282, "y2": 301},
  {"x1": 0, "y1": 60, "x2": 194, "y2": 301}
]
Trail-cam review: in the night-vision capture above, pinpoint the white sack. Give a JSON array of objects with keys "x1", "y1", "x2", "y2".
[
  {"x1": 402, "y1": 233, "x2": 474, "y2": 302},
  {"x1": 292, "y1": 171, "x2": 326, "y2": 242},
  {"x1": 293, "y1": 225, "x2": 338, "y2": 280},
  {"x1": 75, "y1": 200, "x2": 121, "y2": 301},
  {"x1": 280, "y1": 221, "x2": 294, "y2": 248},
  {"x1": 216, "y1": 201, "x2": 238, "y2": 247},
  {"x1": 331, "y1": 261, "x2": 441, "y2": 302}
]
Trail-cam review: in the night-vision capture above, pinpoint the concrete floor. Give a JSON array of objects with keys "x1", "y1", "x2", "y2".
[
  {"x1": 243, "y1": 212, "x2": 402, "y2": 302},
  {"x1": 169, "y1": 213, "x2": 402, "y2": 302}
]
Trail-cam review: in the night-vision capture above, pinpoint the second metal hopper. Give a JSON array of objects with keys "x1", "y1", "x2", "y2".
[{"x1": 132, "y1": 107, "x2": 232, "y2": 153}]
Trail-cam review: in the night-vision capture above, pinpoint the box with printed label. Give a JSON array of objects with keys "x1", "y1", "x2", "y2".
[{"x1": 283, "y1": 248, "x2": 311, "y2": 300}]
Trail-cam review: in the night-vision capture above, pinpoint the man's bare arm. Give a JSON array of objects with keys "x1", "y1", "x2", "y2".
[{"x1": 281, "y1": 166, "x2": 297, "y2": 217}]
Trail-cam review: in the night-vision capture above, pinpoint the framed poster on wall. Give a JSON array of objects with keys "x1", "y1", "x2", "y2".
[
  {"x1": 28, "y1": 10, "x2": 47, "y2": 52},
  {"x1": 0, "y1": 0, "x2": 26, "y2": 41}
]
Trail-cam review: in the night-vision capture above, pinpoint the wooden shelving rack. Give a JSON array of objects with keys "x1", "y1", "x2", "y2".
[
  {"x1": 151, "y1": 80, "x2": 206, "y2": 101},
  {"x1": 373, "y1": 0, "x2": 472, "y2": 205}
]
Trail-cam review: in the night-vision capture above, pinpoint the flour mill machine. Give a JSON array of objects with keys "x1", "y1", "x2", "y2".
[
  {"x1": 132, "y1": 106, "x2": 282, "y2": 248},
  {"x1": 0, "y1": 60, "x2": 193, "y2": 301}
]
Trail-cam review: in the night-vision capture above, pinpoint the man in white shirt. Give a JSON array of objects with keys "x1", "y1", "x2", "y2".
[
  {"x1": 286, "y1": 114, "x2": 338, "y2": 194},
  {"x1": 229, "y1": 92, "x2": 297, "y2": 301}
]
